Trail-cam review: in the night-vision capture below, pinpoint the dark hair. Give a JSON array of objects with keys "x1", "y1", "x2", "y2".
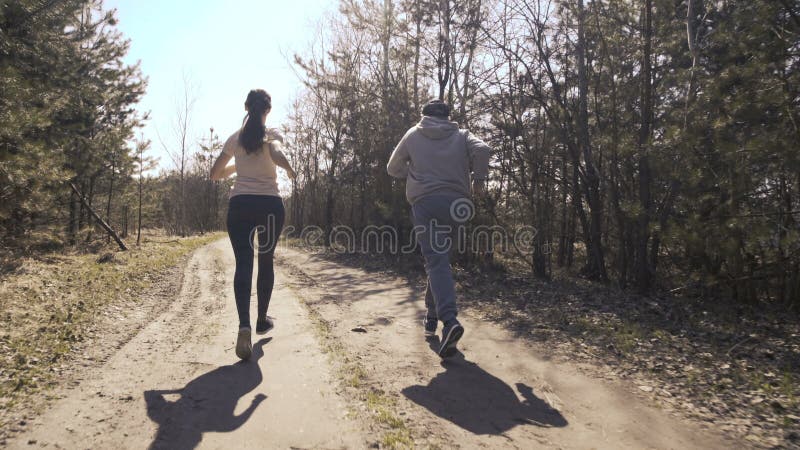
[
  {"x1": 422, "y1": 99, "x2": 450, "y2": 118},
  {"x1": 238, "y1": 89, "x2": 272, "y2": 154}
]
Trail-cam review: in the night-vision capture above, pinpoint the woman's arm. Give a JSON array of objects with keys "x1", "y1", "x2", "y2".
[
  {"x1": 210, "y1": 151, "x2": 235, "y2": 181},
  {"x1": 269, "y1": 141, "x2": 297, "y2": 179},
  {"x1": 218, "y1": 163, "x2": 236, "y2": 179}
]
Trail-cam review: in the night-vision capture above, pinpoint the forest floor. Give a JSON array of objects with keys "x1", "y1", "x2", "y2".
[{"x1": 0, "y1": 238, "x2": 754, "y2": 449}]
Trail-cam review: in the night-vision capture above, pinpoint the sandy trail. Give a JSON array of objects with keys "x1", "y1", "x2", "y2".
[
  {"x1": 7, "y1": 239, "x2": 363, "y2": 449},
  {"x1": 277, "y1": 246, "x2": 735, "y2": 450},
  {"x1": 8, "y1": 239, "x2": 734, "y2": 449}
]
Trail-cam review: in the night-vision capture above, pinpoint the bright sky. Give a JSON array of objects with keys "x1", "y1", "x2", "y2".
[{"x1": 105, "y1": 0, "x2": 336, "y2": 175}]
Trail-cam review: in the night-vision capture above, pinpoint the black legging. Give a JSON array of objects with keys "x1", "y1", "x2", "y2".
[{"x1": 226, "y1": 194, "x2": 285, "y2": 328}]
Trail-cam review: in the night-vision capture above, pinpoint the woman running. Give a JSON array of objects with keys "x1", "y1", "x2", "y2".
[{"x1": 210, "y1": 89, "x2": 296, "y2": 360}]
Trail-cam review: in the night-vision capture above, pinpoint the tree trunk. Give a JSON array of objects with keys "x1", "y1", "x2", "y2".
[
  {"x1": 458, "y1": 0, "x2": 482, "y2": 124},
  {"x1": 412, "y1": 0, "x2": 422, "y2": 112},
  {"x1": 85, "y1": 176, "x2": 96, "y2": 243},
  {"x1": 437, "y1": 0, "x2": 452, "y2": 100},
  {"x1": 137, "y1": 155, "x2": 144, "y2": 246},
  {"x1": 683, "y1": 0, "x2": 701, "y2": 128},
  {"x1": 557, "y1": 157, "x2": 570, "y2": 267},
  {"x1": 70, "y1": 182, "x2": 127, "y2": 251},
  {"x1": 576, "y1": 0, "x2": 608, "y2": 281},
  {"x1": 105, "y1": 159, "x2": 115, "y2": 243},
  {"x1": 121, "y1": 205, "x2": 128, "y2": 238},
  {"x1": 68, "y1": 190, "x2": 78, "y2": 245},
  {"x1": 636, "y1": 0, "x2": 654, "y2": 293}
]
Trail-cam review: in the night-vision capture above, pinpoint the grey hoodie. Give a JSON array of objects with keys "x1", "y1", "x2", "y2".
[{"x1": 387, "y1": 116, "x2": 491, "y2": 204}]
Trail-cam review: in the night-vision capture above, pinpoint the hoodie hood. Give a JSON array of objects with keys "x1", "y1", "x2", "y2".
[{"x1": 416, "y1": 116, "x2": 459, "y2": 140}]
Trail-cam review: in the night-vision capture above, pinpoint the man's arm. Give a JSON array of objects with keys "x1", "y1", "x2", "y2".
[
  {"x1": 466, "y1": 131, "x2": 491, "y2": 196},
  {"x1": 387, "y1": 135, "x2": 410, "y2": 178},
  {"x1": 466, "y1": 132, "x2": 491, "y2": 181}
]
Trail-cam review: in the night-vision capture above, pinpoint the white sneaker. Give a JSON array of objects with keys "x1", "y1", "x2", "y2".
[{"x1": 236, "y1": 327, "x2": 252, "y2": 360}]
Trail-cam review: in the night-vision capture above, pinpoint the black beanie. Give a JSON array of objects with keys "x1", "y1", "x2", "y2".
[{"x1": 422, "y1": 99, "x2": 450, "y2": 118}]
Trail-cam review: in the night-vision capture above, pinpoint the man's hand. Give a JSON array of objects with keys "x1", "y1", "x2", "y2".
[
  {"x1": 472, "y1": 178, "x2": 486, "y2": 196},
  {"x1": 286, "y1": 168, "x2": 297, "y2": 180}
]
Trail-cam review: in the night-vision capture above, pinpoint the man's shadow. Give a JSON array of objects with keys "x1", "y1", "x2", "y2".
[
  {"x1": 401, "y1": 340, "x2": 567, "y2": 435},
  {"x1": 144, "y1": 338, "x2": 271, "y2": 450}
]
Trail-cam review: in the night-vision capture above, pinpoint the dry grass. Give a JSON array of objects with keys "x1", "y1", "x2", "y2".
[{"x1": 0, "y1": 232, "x2": 222, "y2": 415}]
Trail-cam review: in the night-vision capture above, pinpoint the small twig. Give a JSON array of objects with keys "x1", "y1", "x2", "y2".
[{"x1": 726, "y1": 336, "x2": 752, "y2": 357}]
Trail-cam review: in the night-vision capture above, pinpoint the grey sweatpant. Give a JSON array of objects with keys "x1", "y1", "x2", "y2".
[{"x1": 412, "y1": 195, "x2": 465, "y2": 325}]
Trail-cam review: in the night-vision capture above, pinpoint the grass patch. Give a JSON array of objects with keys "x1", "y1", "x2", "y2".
[
  {"x1": 366, "y1": 389, "x2": 392, "y2": 409},
  {"x1": 0, "y1": 232, "x2": 222, "y2": 414},
  {"x1": 569, "y1": 315, "x2": 644, "y2": 355},
  {"x1": 612, "y1": 321, "x2": 645, "y2": 354},
  {"x1": 347, "y1": 365, "x2": 367, "y2": 388},
  {"x1": 285, "y1": 278, "x2": 415, "y2": 448},
  {"x1": 381, "y1": 430, "x2": 414, "y2": 448},
  {"x1": 650, "y1": 328, "x2": 671, "y2": 341},
  {"x1": 367, "y1": 390, "x2": 403, "y2": 428},
  {"x1": 781, "y1": 372, "x2": 796, "y2": 408},
  {"x1": 376, "y1": 409, "x2": 405, "y2": 429}
]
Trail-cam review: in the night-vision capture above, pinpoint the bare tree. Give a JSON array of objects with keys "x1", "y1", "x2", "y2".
[
  {"x1": 158, "y1": 72, "x2": 198, "y2": 236},
  {"x1": 134, "y1": 136, "x2": 156, "y2": 245}
]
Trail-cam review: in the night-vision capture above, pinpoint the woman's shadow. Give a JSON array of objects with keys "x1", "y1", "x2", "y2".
[
  {"x1": 144, "y1": 338, "x2": 271, "y2": 450},
  {"x1": 402, "y1": 342, "x2": 567, "y2": 435}
]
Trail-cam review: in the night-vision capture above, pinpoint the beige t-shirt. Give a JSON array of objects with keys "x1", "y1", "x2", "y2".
[{"x1": 222, "y1": 129, "x2": 283, "y2": 198}]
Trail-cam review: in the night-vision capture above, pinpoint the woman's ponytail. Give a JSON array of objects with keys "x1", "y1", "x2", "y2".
[{"x1": 238, "y1": 89, "x2": 272, "y2": 154}]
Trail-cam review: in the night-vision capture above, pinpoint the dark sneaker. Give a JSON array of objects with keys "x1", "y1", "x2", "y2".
[
  {"x1": 423, "y1": 317, "x2": 437, "y2": 338},
  {"x1": 256, "y1": 317, "x2": 274, "y2": 335},
  {"x1": 236, "y1": 327, "x2": 252, "y2": 360},
  {"x1": 438, "y1": 322, "x2": 464, "y2": 358}
]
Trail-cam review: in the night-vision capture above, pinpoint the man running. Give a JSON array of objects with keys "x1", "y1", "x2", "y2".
[{"x1": 387, "y1": 99, "x2": 491, "y2": 358}]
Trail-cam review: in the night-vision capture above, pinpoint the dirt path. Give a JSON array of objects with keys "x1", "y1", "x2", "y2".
[
  {"x1": 8, "y1": 239, "x2": 736, "y2": 449},
  {"x1": 7, "y1": 239, "x2": 363, "y2": 449},
  {"x1": 277, "y1": 246, "x2": 736, "y2": 450}
]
